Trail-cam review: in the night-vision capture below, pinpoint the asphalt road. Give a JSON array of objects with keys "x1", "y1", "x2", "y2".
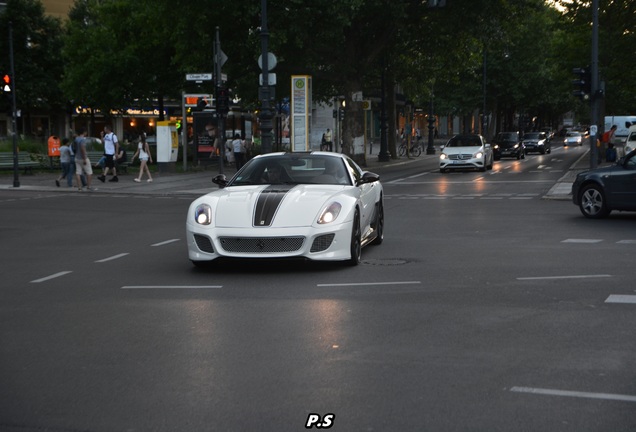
[{"x1": 1, "y1": 142, "x2": 635, "y2": 432}]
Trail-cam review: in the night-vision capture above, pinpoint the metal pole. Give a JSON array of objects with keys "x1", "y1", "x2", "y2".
[
  {"x1": 9, "y1": 22, "x2": 19, "y2": 187},
  {"x1": 590, "y1": 0, "x2": 600, "y2": 169},
  {"x1": 215, "y1": 27, "x2": 225, "y2": 175},
  {"x1": 181, "y1": 91, "x2": 188, "y2": 171},
  {"x1": 377, "y1": 62, "x2": 390, "y2": 162},
  {"x1": 259, "y1": 0, "x2": 273, "y2": 154}
]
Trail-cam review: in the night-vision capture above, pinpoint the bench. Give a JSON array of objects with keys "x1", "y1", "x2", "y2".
[
  {"x1": 0, "y1": 151, "x2": 41, "y2": 174},
  {"x1": 84, "y1": 151, "x2": 129, "y2": 174}
]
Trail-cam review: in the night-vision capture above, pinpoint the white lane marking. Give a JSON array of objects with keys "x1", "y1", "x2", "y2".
[
  {"x1": 562, "y1": 238, "x2": 603, "y2": 243},
  {"x1": 617, "y1": 240, "x2": 636, "y2": 244},
  {"x1": 152, "y1": 239, "x2": 181, "y2": 247},
  {"x1": 510, "y1": 386, "x2": 636, "y2": 403},
  {"x1": 121, "y1": 285, "x2": 222, "y2": 289},
  {"x1": 317, "y1": 281, "x2": 421, "y2": 287},
  {"x1": 30, "y1": 271, "x2": 72, "y2": 283},
  {"x1": 517, "y1": 274, "x2": 611, "y2": 281},
  {"x1": 605, "y1": 295, "x2": 636, "y2": 304},
  {"x1": 95, "y1": 253, "x2": 129, "y2": 263}
]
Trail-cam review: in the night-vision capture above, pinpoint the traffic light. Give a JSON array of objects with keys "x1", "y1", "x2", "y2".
[
  {"x1": 572, "y1": 67, "x2": 591, "y2": 100},
  {"x1": 2, "y1": 74, "x2": 11, "y2": 92},
  {"x1": 339, "y1": 109, "x2": 345, "y2": 121},
  {"x1": 216, "y1": 86, "x2": 229, "y2": 115}
]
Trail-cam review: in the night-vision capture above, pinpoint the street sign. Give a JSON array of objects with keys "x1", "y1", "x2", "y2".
[
  {"x1": 258, "y1": 52, "x2": 277, "y2": 71},
  {"x1": 186, "y1": 73, "x2": 212, "y2": 81},
  {"x1": 216, "y1": 50, "x2": 228, "y2": 67},
  {"x1": 362, "y1": 100, "x2": 371, "y2": 110},
  {"x1": 259, "y1": 73, "x2": 276, "y2": 86},
  {"x1": 184, "y1": 93, "x2": 214, "y2": 107}
]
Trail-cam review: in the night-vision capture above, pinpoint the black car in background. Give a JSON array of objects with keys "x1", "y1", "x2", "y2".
[
  {"x1": 522, "y1": 131, "x2": 551, "y2": 155},
  {"x1": 492, "y1": 131, "x2": 525, "y2": 160},
  {"x1": 572, "y1": 149, "x2": 636, "y2": 218}
]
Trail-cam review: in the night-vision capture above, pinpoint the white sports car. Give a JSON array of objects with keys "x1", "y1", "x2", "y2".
[{"x1": 186, "y1": 152, "x2": 384, "y2": 267}]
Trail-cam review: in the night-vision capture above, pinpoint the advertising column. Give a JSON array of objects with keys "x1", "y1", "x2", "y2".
[
  {"x1": 291, "y1": 75, "x2": 312, "y2": 152},
  {"x1": 156, "y1": 121, "x2": 179, "y2": 172}
]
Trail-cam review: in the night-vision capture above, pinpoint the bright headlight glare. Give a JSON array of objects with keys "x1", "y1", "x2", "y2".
[
  {"x1": 475, "y1": 151, "x2": 484, "y2": 159},
  {"x1": 440, "y1": 153, "x2": 448, "y2": 160},
  {"x1": 513, "y1": 144, "x2": 519, "y2": 149},
  {"x1": 195, "y1": 204, "x2": 212, "y2": 225},
  {"x1": 318, "y1": 202, "x2": 342, "y2": 224}
]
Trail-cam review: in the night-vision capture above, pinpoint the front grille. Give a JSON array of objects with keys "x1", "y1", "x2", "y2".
[
  {"x1": 448, "y1": 153, "x2": 473, "y2": 160},
  {"x1": 219, "y1": 236, "x2": 305, "y2": 253},
  {"x1": 194, "y1": 234, "x2": 214, "y2": 253},
  {"x1": 310, "y1": 234, "x2": 335, "y2": 253}
]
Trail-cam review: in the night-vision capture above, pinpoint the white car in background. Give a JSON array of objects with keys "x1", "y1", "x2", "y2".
[
  {"x1": 624, "y1": 125, "x2": 636, "y2": 154},
  {"x1": 564, "y1": 131, "x2": 583, "y2": 146},
  {"x1": 186, "y1": 152, "x2": 384, "y2": 267},
  {"x1": 439, "y1": 134, "x2": 493, "y2": 173}
]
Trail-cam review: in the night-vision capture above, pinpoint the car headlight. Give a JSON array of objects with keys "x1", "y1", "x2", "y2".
[
  {"x1": 494, "y1": 144, "x2": 500, "y2": 150},
  {"x1": 513, "y1": 144, "x2": 519, "y2": 149},
  {"x1": 440, "y1": 153, "x2": 448, "y2": 160},
  {"x1": 194, "y1": 204, "x2": 212, "y2": 225},
  {"x1": 474, "y1": 151, "x2": 484, "y2": 159},
  {"x1": 318, "y1": 202, "x2": 342, "y2": 224}
]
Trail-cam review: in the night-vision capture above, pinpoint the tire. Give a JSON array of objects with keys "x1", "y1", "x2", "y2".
[
  {"x1": 579, "y1": 184, "x2": 610, "y2": 219},
  {"x1": 521, "y1": 151, "x2": 525, "y2": 159},
  {"x1": 347, "y1": 209, "x2": 362, "y2": 266},
  {"x1": 440, "y1": 168, "x2": 447, "y2": 173},
  {"x1": 192, "y1": 260, "x2": 214, "y2": 269},
  {"x1": 412, "y1": 146, "x2": 422, "y2": 157},
  {"x1": 371, "y1": 201, "x2": 384, "y2": 245},
  {"x1": 399, "y1": 145, "x2": 406, "y2": 157}
]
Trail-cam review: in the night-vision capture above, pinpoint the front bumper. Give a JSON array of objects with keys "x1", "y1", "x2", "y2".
[{"x1": 186, "y1": 221, "x2": 354, "y2": 263}]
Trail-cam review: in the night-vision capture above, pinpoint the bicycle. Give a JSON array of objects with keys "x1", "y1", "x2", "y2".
[{"x1": 399, "y1": 139, "x2": 422, "y2": 157}]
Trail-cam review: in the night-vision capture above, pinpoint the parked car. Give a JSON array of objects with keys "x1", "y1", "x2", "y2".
[
  {"x1": 186, "y1": 152, "x2": 384, "y2": 267},
  {"x1": 522, "y1": 131, "x2": 551, "y2": 154},
  {"x1": 491, "y1": 131, "x2": 525, "y2": 160},
  {"x1": 563, "y1": 131, "x2": 583, "y2": 147},
  {"x1": 624, "y1": 125, "x2": 636, "y2": 155},
  {"x1": 439, "y1": 134, "x2": 493, "y2": 173},
  {"x1": 572, "y1": 149, "x2": 636, "y2": 218}
]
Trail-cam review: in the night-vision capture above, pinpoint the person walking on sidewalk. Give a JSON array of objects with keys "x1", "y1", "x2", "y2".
[
  {"x1": 98, "y1": 125, "x2": 120, "y2": 183},
  {"x1": 55, "y1": 138, "x2": 73, "y2": 187},
  {"x1": 131, "y1": 133, "x2": 153, "y2": 183},
  {"x1": 73, "y1": 128, "x2": 93, "y2": 191}
]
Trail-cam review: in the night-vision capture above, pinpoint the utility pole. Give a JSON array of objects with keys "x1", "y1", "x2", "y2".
[
  {"x1": 214, "y1": 27, "x2": 226, "y2": 174},
  {"x1": 259, "y1": 0, "x2": 273, "y2": 154},
  {"x1": 9, "y1": 22, "x2": 19, "y2": 187},
  {"x1": 589, "y1": 0, "x2": 601, "y2": 170}
]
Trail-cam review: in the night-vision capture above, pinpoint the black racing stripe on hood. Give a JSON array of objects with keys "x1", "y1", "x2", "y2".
[{"x1": 253, "y1": 184, "x2": 296, "y2": 227}]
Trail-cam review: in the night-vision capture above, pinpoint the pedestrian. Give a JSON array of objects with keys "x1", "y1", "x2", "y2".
[
  {"x1": 324, "y1": 128, "x2": 333, "y2": 152},
  {"x1": 231, "y1": 133, "x2": 246, "y2": 170},
  {"x1": 98, "y1": 124, "x2": 120, "y2": 183},
  {"x1": 115, "y1": 144, "x2": 127, "y2": 171},
  {"x1": 131, "y1": 133, "x2": 153, "y2": 182},
  {"x1": 73, "y1": 128, "x2": 93, "y2": 191},
  {"x1": 600, "y1": 125, "x2": 617, "y2": 163},
  {"x1": 55, "y1": 138, "x2": 73, "y2": 187}
]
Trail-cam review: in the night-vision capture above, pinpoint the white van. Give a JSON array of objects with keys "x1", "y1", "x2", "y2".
[
  {"x1": 604, "y1": 115, "x2": 636, "y2": 143},
  {"x1": 624, "y1": 125, "x2": 636, "y2": 155}
]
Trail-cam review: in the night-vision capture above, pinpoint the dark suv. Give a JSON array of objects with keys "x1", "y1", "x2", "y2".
[{"x1": 492, "y1": 132, "x2": 525, "y2": 160}]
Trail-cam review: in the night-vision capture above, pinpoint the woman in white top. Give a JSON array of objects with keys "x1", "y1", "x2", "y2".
[{"x1": 131, "y1": 133, "x2": 153, "y2": 182}]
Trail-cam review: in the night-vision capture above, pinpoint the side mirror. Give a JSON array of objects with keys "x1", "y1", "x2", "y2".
[
  {"x1": 358, "y1": 171, "x2": 380, "y2": 185},
  {"x1": 212, "y1": 174, "x2": 228, "y2": 188}
]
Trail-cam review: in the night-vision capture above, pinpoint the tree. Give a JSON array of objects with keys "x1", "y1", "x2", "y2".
[{"x1": 0, "y1": 0, "x2": 65, "y2": 135}]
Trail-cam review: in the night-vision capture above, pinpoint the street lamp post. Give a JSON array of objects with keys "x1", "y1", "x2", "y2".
[
  {"x1": 377, "y1": 63, "x2": 390, "y2": 162},
  {"x1": 259, "y1": 0, "x2": 273, "y2": 154}
]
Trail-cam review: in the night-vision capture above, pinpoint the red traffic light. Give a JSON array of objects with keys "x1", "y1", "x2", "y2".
[{"x1": 2, "y1": 74, "x2": 11, "y2": 92}]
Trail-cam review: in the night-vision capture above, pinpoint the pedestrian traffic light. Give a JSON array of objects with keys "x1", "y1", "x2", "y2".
[
  {"x1": 216, "y1": 86, "x2": 229, "y2": 115},
  {"x1": 2, "y1": 74, "x2": 11, "y2": 92},
  {"x1": 572, "y1": 67, "x2": 591, "y2": 100},
  {"x1": 339, "y1": 109, "x2": 345, "y2": 121}
]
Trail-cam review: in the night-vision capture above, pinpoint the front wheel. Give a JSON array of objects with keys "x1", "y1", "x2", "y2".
[
  {"x1": 347, "y1": 209, "x2": 362, "y2": 266},
  {"x1": 412, "y1": 146, "x2": 422, "y2": 157},
  {"x1": 399, "y1": 145, "x2": 406, "y2": 156},
  {"x1": 579, "y1": 184, "x2": 610, "y2": 219}
]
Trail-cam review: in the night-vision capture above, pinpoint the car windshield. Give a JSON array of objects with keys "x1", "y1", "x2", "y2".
[
  {"x1": 566, "y1": 132, "x2": 581, "y2": 137},
  {"x1": 228, "y1": 154, "x2": 352, "y2": 187},
  {"x1": 446, "y1": 136, "x2": 482, "y2": 147},
  {"x1": 495, "y1": 133, "x2": 518, "y2": 141},
  {"x1": 523, "y1": 133, "x2": 541, "y2": 140}
]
